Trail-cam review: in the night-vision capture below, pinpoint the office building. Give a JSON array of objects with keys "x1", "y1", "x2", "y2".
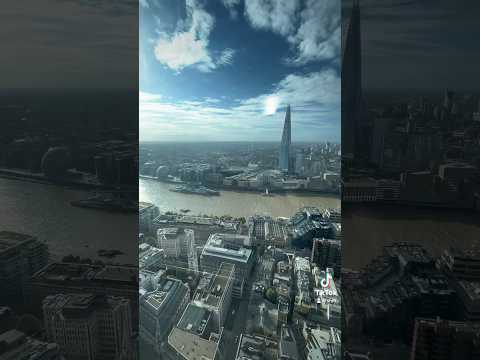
[
  {"x1": 0, "y1": 231, "x2": 49, "y2": 305},
  {"x1": 168, "y1": 303, "x2": 225, "y2": 360},
  {"x1": 157, "y1": 228, "x2": 200, "y2": 261},
  {"x1": 139, "y1": 277, "x2": 189, "y2": 353},
  {"x1": 139, "y1": 244, "x2": 164, "y2": 270},
  {"x1": 0, "y1": 329, "x2": 61, "y2": 360},
  {"x1": 279, "y1": 325, "x2": 299, "y2": 360},
  {"x1": 311, "y1": 238, "x2": 341, "y2": 278},
  {"x1": 192, "y1": 262, "x2": 234, "y2": 329},
  {"x1": 27, "y1": 263, "x2": 138, "y2": 330},
  {"x1": 410, "y1": 317, "x2": 480, "y2": 360},
  {"x1": 139, "y1": 202, "x2": 159, "y2": 235},
  {"x1": 234, "y1": 333, "x2": 278, "y2": 360},
  {"x1": 185, "y1": 229, "x2": 199, "y2": 273},
  {"x1": 43, "y1": 293, "x2": 133, "y2": 360},
  {"x1": 439, "y1": 246, "x2": 480, "y2": 281},
  {"x1": 200, "y1": 233, "x2": 254, "y2": 298},
  {"x1": 303, "y1": 324, "x2": 341, "y2": 360}
]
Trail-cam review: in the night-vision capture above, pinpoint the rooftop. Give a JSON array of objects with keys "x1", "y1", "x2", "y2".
[
  {"x1": 31, "y1": 262, "x2": 137, "y2": 287},
  {"x1": 194, "y1": 263, "x2": 234, "y2": 308},
  {"x1": 0, "y1": 330, "x2": 59, "y2": 360},
  {"x1": 169, "y1": 327, "x2": 219, "y2": 360},
  {"x1": 177, "y1": 303, "x2": 212, "y2": 336},
  {"x1": 203, "y1": 234, "x2": 252, "y2": 263}
]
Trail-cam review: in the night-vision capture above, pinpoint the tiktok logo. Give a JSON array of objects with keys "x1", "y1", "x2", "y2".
[{"x1": 320, "y1": 269, "x2": 332, "y2": 288}]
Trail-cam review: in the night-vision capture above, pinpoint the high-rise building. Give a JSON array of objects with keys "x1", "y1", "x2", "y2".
[
  {"x1": 43, "y1": 293, "x2": 133, "y2": 360},
  {"x1": 0, "y1": 329, "x2": 62, "y2": 360},
  {"x1": 157, "y1": 227, "x2": 198, "y2": 260},
  {"x1": 200, "y1": 233, "x2": 254, "y2": 298},
  {"x1": 139, "y1": 243, "x2": 164, "y2": 270},
  {"x1": 139, "y1": 277, "x2": 189, "y2": 354},
  {"x1": 341, "y1": 0, "x2": 362, "y2": 160},
  {"x1": 311, "y1": 238, "x2": 341, "y2": 277},
  {"x1": 139, "y1": 202, "x2": 160, "y2": 235},
  {"x1": 27, "y1": 263, "x2": 138, "y2": 331},
  {"x1": 279, "y1": 105, "x2": 292, "y2": 173},
  {"x1": 168, "y1": 303, "x2": 225, "y2": 360},
  {"x1": 410, "y1": 317, "x2": 480, "y2": 360},
  {"x1": 185, "y1": 229, "x2": 199, "y2": 273},
  {"x1": 295, "y1": 150, "x2": 305, "y2": 175},
  {"x1": 192, "y1": 262, "x2": 234, "y2": 330},
  {"x1": 0, "y1": 231, "x2": 49, "y2": 306}
]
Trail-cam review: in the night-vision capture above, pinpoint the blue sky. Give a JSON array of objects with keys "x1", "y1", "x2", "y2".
[{"x1": 140, "y1": 0, "x2": 340, "y2": 142}]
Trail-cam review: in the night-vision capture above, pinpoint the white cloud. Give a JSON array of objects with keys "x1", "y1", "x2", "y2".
[
  {"x1": 243, "y1": 0, "x2": 340, "y2": 65},
  {"x1": 153, "y1": 0, "x2": 236, "y2": 73},
  {"x1": 155, "y1": 32, "x2": 215, "y2": 72},
  {"x1": 140, "y1": 69, "x2": 340, "y2": 142},
  {"x1": 217, "y1": 48, "x2": 236, "y2": 65},
  {"x1": 139, "y1": 91, "x2": 162, "y2": 102},
  {"x1": 244, "y1": 0, "x2": 300, "y2": 37},
  {"x1": 222, "y1": 0, "x2": 241, "y2": 19},
  {"x1": 139, "y1": 0, "x2": 149, "y2": 8},
  {"x1": 288, "y1": 0, "x2": 340, "y2": 64}
]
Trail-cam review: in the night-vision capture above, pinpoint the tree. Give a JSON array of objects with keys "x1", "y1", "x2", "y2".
[{"x1": 265, "y1": 287, "x2": 278, "y2": 304}]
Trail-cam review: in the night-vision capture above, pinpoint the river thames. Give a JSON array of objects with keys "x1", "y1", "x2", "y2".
[
  {"x1": 139, "y1": 178, "x2": 341, "y2": 218},
  {"x1": 0, "y1": 177, "x2": 137, "y2": 264}
]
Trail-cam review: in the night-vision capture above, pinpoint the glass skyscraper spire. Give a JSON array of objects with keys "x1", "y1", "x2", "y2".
[{"x1": 279, "y1": 105, "x2": 291, "y2": 172}]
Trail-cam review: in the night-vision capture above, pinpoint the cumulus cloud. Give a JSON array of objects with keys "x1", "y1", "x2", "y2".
[
  {"x1": 140, "y1": 69, "x2": 340, "y2": 141},
  {"x1": 289, "y1": 0, "x2": 340, "y2": 64},
  {"x1": 222, "y1": 0, "x2": 241, "y2": 19},
  {"x1": 244, "y1": 0, "x2": 300, "y2": 36},
  {"x1": 243, "y1": 0, "x2": 340, "y2": 65},
  {"x1": 153, "y1": 0, "x2": 235, "y2": 72}
]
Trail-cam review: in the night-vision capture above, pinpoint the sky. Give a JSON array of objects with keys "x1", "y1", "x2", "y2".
[
  {"x1": 0, "y1": 0, "x2": 137, "y2": 90},
  {"x1": 342, "y1": 0, "x2": 480, "y2": 92},
  {"x1": 140, "y1": 0, "x2": 341, "y2": 143}
]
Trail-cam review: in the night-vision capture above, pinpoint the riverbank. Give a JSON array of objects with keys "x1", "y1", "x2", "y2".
[
  {"x1": 140, "y1": 174, "x2": 340, "y2": 197},
  {"x1": 0, "y1": 167, "x2": 136, "y2": 192}
]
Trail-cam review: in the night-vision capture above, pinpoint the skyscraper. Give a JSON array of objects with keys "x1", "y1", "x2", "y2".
[
  {"x1": 342, "y1": 0, "x2": 362, "y2": 160},
  {"x1": 279, "y1": 105, "x2": 292, "y2": 172}
]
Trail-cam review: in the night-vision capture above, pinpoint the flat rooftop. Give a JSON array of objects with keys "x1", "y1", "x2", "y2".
[
  {"x1": 32, "y1": 262, "x2": 137, "y2": 286},
  {"x1": 194, "y1": 263, "x2": 234, "y2": 308},
  {"x1": 177, "y1": 303, "x2": 212, "y2": 336},
  {"x1": 169, "y1": 327, "x2": 219, "y2": 360},
  {"x1": 203, "y1": 234, "x2": 252, "y2": 263},
  {"x1": 235, "y1": 334, "x2": 268, "y2": 360}
]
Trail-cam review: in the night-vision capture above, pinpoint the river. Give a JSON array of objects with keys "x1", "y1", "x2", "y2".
[
  {"x1": 0, "y1": 177, "x2": 137, "y2": 264},
  {"x1": 139, "y1": 178, "x2": 341, "y2": 218},
  {"x1": 343, "y1": 204, "x2": 480, "y2": 270}
]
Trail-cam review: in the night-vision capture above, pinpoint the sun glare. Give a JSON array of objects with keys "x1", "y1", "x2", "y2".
[{"x1": 264, "y1": 95, "x2": 279, "y2": 115}]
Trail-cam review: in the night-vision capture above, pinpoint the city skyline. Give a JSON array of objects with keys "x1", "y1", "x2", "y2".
[{"x1": 140, "y1": 0, "x2": 341, "y2": 143}]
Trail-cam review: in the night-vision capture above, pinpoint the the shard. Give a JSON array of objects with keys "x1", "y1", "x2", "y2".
[
  {"x1": 341, "y1": 0, "x2": 362, "y2": 159},
  {"x1": 279, "y1": 105, "x2": 291, "y2": 172}
]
